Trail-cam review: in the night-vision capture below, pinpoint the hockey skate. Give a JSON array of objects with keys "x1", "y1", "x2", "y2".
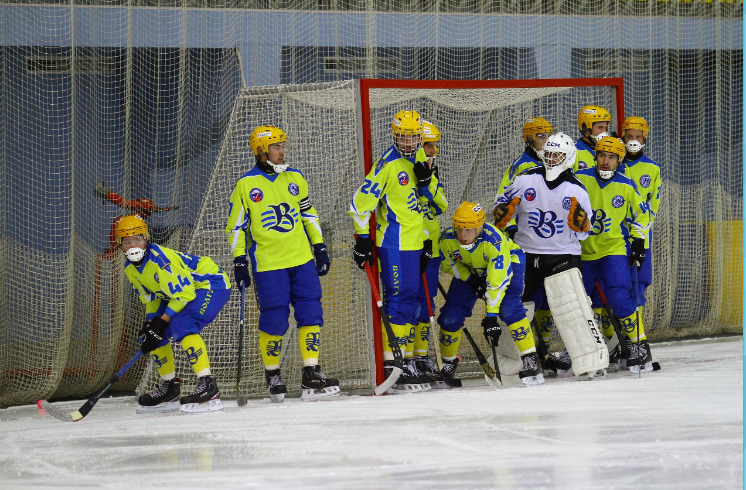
[
  {"x1": 555, "y1": 349, "x2": 574, "y2": 378},
  {"x1": 439, "y1": 358, "x2": 463, "y2": 388},
  {"x1": 627, "y1": 340, "x2": 654, "y2": 374},
  {"x1": 415, "y1": 355, "x2": 449, "y2": 389},
  {"x1": 519, "y1": 353, "x2": 545, "y2": 386},
  {"x1": 301, "y1": 365, "x2": 341, "y2": 401},
  {"x1": 137, "y1": 377, "x2": 181, "y2": 414},
  {"x1": 384, "y1": 359, "x2": 428, "y2": 394},
  {"x1": 180, "y1": 375, "x2": 223, "y2": 413},
  {"x1": 618, "y1": 339, "x2": 633, "y2": 371},
  {"x1": 606, "y1": 342, "x2": 620, "y2": 373},
  {"x1": 265, "y1": 369, "x2": 287, "y2": 403}
]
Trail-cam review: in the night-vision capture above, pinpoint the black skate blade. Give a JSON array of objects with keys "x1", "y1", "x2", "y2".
[{"x1": 438, "y1": 370, "x2": 462, "y2": 388}]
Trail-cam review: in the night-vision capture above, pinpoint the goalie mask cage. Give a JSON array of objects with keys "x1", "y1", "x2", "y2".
[{"x1": 136, "y1": 75, "x2": 733, "y2": 399}]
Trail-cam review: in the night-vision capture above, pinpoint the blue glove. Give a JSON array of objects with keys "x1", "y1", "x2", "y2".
[
  {"x1": 233, "y1": 256, "x2": 251, "y2": 288},
  {"x1": 314, "y1": 243, "x2": 331, "y2": 276}
]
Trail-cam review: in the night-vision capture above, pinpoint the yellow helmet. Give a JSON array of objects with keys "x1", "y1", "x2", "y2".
[
  {"x1": 595, "y1": 136, "x2": 626, "y2": 161},
  {"x1": 577, "y1": 106, "x2": 611, "y2": 133},
  {"x1": 250, "y1": 125, "x2": 287, "y2": 156},
  {"x1": 422, "y1": 120, "x2": 440, "y2": 157},
  {"x1": 452, "y1": 202, "x2": 486, "y2": 229},
  {"x1": 391, "y1": 110, "x2": 423, "y2": 158},
  {"x1": 522, "y1": 117, "x2": 553, "y2": 143},
  {"x1": 621, "y1": 116, "x2": 649, "y2": 138},
  {"x1": 115, "y1": 215, "x2": 149, "y2": 246}
]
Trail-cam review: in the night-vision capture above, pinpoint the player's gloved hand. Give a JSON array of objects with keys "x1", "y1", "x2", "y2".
[
  {"x1": 420, "y1": 239, "x2": 433, "y2": 274},
  {"x1": 568, "y1": 197, "x2": 591, "y2": 232},
  {"x1": 138, "y1": 317, "x2": 169, "y2": 354},
  {"x1": 353, "y1": 235, "x2": 375, "y2": 270},
  {"x1": 313, "y1": 243, "x2": 331, "y2": 276},
  {"x1": 467, "y1": 274, "x2": 488, "y2": 299},
  {"x1": 481, "y1": 316, "x2": 502, "y2": 346},
  {"x1": 506, "y1": 225, "x2": 517, "y2": 241},
  {"x1": 413, "y1": 159, "x2": 433, "y2": 188},
  {"x1": 493, "y1": 197, "x2": 521, "y2": 229},
  {"x1": 630, "y1": 238, "x2": 646, "y2": 270},
  {"x1": 432, "y1": 164, "x2": 440, "y2": 182},
  {"x1": 233, "y1": 256, "x2": 251, "y2": 288}
]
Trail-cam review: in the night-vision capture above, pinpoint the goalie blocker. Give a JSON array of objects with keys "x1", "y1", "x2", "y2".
[{"x1": 544, "y1": 267, "x2": 609, "y2": 376}]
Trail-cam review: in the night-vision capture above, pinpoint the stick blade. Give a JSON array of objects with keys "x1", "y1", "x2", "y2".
[
  {"x1": 39, "y1": 401, "x2": 75, "y2": 423},
  {"x1": 236, "y1": 394, "x2": 249, "y2": 407},
  {"x1": 374, "y1": 367, "x2": 403, "y2": 396},
  {"x1": 484, "y1": 374, "x2": 502, "y2": 390}
]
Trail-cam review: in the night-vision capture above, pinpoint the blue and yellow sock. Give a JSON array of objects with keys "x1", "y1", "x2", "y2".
[
  {"x1": 299, "y1": 325, "x2": 321, "y2": 367},
  {"x1": 439, "y1": 329, "x2": 462, "y2": 360},
  {"x1": 508, "y1": 318, "x2": 536, "y2": 355},
  {"x1": 535, "y1": 309, "x2": 553, "y2": 344},
  {"x1": 413, "y1": 322, "x2": 430, "y2": 357},
  {"x1": 150, "y1": 343, "x2": 176, "y2": 380},
  {"x1": 382, "y1": 323, "x2": 411, "y2": 361},
  {"x1": 181, "y1": 334, "x2": 211, "y2": 377},
  {"x1": 259, "y1": 331, "x2": 283, "y2": 370}
]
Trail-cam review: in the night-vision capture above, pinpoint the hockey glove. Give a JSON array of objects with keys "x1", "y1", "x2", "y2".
[
  {"x1": 467, "y1": 274, "x2": 488, "y2": 299},
  {"x1": 493, "y1": 197, "x2": 521, "y2": 229},
  {"x1": 630, "y1": 238, "x2": 646, "y2": 270},
  {"x1": 139, "y1": 317, "x2": 169, "y2": 354},
  {"x1": 412, "y1": 160, "x2": 433, "y2": 188},
  {"x1": 506, "y1": 225, "x2": 517, "y2": 241},
  {"x1": 420, "y1": 239, "x2": 433, "y2": 274},
  {"x1": 481, "y1": 316, "x2": 502, "y2": 346},
  {"x1": 567, "y1": 197, "x2": 591, "y2": 232},
  {"x1": 313, "y1": 243, "x2": 331, "y2": 276},
  {"x1": 353, "y1": 235, "x2": 375, "y2": 270},
  {"x1": 233, "y1": 256, "x2": 251, "y2": 288},
  {"x1": 93, "y1": 181, "x2": 113, "y2": 200}
]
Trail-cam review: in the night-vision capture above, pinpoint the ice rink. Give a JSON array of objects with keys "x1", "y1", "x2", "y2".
[{"x1": 1, "y1": 337, "x2": 742, "y2": 490}]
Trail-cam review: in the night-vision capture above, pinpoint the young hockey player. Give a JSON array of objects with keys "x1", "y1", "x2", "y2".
[
  {"x1": 348, "y1": 110, "x2": 440, "y2": 393},
  {"x1": 494, "y1": 133, "x2": 607, "y2": 378},
  {"x1": 619, "y1": 117, "x2": 661, "y2": 341},
  {"x1": 118, "y1": 215, "x2": 230, "y2": 414},
  {"x1": 413, "y1": 120, "x2": 449, "y2": 388},
  {"x1": 226, "y1": 125, "x2": 339, "y2": 402},
  {"x1": 575, "y1": 136, "x2": 652, "y2": 374},
  {"x1": 575, "y1": 105, "x2": 612, "y2": 170}
]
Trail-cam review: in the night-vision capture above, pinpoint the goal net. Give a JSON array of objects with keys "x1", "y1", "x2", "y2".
[{"x1": 138, "y1": 77, "x2": 707, "y2": 397}]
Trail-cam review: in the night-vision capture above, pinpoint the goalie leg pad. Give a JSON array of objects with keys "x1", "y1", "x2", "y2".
[{"x1": 544, "y1": 268, "x2": 608, "y2": 376}]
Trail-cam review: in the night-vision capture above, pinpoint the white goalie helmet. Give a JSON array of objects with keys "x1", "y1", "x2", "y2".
[{"x1": 541, "y1": 133, "x2": 577, "y2": 181}]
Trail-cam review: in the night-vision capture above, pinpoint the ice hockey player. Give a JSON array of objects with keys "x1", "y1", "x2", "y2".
[
  {"x1": 493, "y1": 133, "x2": 607, "y2": 378},
  {"x1": 226, "y1": 125, "x2": 339, "y2": 402},
  {"x1": 413, "y1": 120, "x2": 450, "y2": 388},
  {"x1": 574, "y1": 136, "x2": 652, "y2": 374},
  {"x1": 118, "y1": 215, "x2": 230, "y2": 414},
  {"x1": 349, "y1": 110, "x2": 439, "y2": 393},
  {"x1": 438, "y1": 202, "x2": 544, "y2": 386},
  {"x1": 576, "y1": 105, "x2": 612, "y2": 170},
  {"x1": 619, "y1": 117, "x2": 661, "y2": 349},
  {"x1": 497, "y1": 117, "x2": 554, "y2": 201}
]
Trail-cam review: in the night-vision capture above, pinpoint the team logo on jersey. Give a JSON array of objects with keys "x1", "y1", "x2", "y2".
[
  {"x1": 590, "y1": 209, "x2": 612, "y2": 236},
  {"x1": 406, "y1": 190, "x2": 421, "y2": 214},
  {"x1": 398, "y1": 171, "x2": 409, "y2": 186},
  {"x1": 527, "y1": 209, "x2": 564, "y2": 239},
  {"x1": 305, "y1": 332, "x2": 320, "y2": 352},
  {"x1": 640, "y1": 175, "x2": 651, "y2": 188},
  {"x1": 288, "y1": 182, "x2": 300, "y2": 196},
  {"x1": 578, "y1": 161, "x2": 588, "y2": 169},
  {"x1": 454, "y1": 250, "x2": 463, "y2": 261},
  {"x1": 261, "y1": 202, "x2": 299, "y2": 233},
  {"x1": 185, "y1": 346, "x2": 203, "y2": 366},
  {"x1": 562, "y1": 197, "x2": 572, "y2": 210},
  {"x1": 483, "y1": 253, "x2": 489, "y2": 261},
  {"x1": 511, "y1": 326, "x2": 529, "y2": 342},
  {"x1": 250, "y1": 188, "x2": 263, "y2": 202},
  {"x1": 612, "y1": 195, "x2": 625, "y2": 208},
  {"x1": 266, "y1": 340, "x2": 282, "y2": 357},
  {"x1": 153, "y1": 273, "x2": 159, "y2": 283},
  {"x1": 524, "y1": 188, "x2": 536, "y2": 201}
]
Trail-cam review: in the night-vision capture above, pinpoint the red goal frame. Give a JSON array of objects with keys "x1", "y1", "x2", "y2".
[{"x1": 354, "y1": 77, "x2": 625, "y2": 389}]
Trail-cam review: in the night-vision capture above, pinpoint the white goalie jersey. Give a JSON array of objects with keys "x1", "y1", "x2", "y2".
[{"x1": 494, "y1": 167, "x2": 592, "y2": 256}]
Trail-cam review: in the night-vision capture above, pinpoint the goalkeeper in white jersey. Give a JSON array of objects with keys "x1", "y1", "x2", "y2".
[
  {"x1": 226, "y1": 125, "x2": 339, "y2": 402},
  {"x1": 118, "y1": 215, "x2": 230, "y2": 414}
]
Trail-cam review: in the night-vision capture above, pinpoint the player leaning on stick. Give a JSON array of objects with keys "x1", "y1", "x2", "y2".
[
  {"x1": 413, "y1": 120, "x2": 449, "y2": 388},
  {"x1": 226, "y1": 125, "x2": 339, "y2": 402},
  {"x1": 348, "y1": 110, "x2": 438, "y2": 393},
  {"x1": 575, "y1": 105, "x2": 612, "y2": 170},
  {"x1": 438, "y1": 202, "x2": 544, "y2": 386},
  {"x1": 575, "y1": 137, "x2": 652, "y2": 374},
  {"x1": 118, "y1": 215, "x2": 230, "y2": 414},
  {"x1": 619, "y1": 117, "x2": 661, "y2": 350}
]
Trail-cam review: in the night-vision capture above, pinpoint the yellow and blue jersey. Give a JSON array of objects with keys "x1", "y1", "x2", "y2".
[
  {"x1": 575, "y1": 168, "x2": 648, "y2": 261},
  {"x1": 439, "y1": 223, "x2": 514, "y2": 314},
  {"x1": 498, "y1": 149, "x2": 542, "y2": 196},
  {"x1": 226, "y1": 166, "x2": 324, "y2": 272},
  {"x1": 348, "y1": 145, "x2": 437, "y2": 250},
  {"x1": 575, "y1": 138, "x2": 597, "y2": 171},
  {"x1": 419, "y1": 170, "x2": 448, "y2": 256},
  {"x1": 124, "y1": 244, "x2": 230, "y2": 320},
  {"x1": 620, "y1": 154, "x2": 661, "y2": 249}
]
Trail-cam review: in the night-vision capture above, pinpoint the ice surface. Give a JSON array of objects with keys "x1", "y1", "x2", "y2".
[{"x1": 1, "y1": 337, "x2": 742, "y2": 490}]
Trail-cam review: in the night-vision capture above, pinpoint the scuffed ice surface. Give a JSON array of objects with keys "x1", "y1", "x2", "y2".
[{"x1": 0, "y1": 337, "x2": 742, "y2": 490}]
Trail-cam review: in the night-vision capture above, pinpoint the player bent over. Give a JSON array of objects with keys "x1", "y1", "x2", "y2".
[
  {"x1": 226, "y1": 125, "x2": 339, "y2": 402},
  {"x1": 413, "y1": 120, "x2": 450, "y2": 388},
  {"x1": 575, "y1": 136, "x2": 652, "y2": 374},
  {"x1": 438, "y1": 202, "x2": 544, "y2": 386},
  {"x1": 118, "y1": 216, "x2": 230, "y2": 414},
  {"x1": 575, "y1": 105, "x2": 612, "y2": 170}
]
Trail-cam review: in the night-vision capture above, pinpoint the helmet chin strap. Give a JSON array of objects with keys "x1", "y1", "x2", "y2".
[{"x1": 597, "y1": 168, "x2": 616, "y2": 180}]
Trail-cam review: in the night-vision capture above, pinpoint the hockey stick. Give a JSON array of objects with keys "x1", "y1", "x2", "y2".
[
  {"x1": 437, "y1": 281, "x2": 501, "y2": 389},
  {"x1": 595, "y1": 282, "x2": 630, "y2": 358},
  {"x1": 363, "y1": 263, "x2": 404, "y2": 395},
  {"x1": 236, "y1": 285, "x2": 248, "y2": 407},
  {"x1": 421, "y1": 273, "x2": 444, "y2": 372},
  {"x1": 633, "y1": 267, "x2": 641, "y2": 378},
  {"x1": 39, "y1": 351, "x2": 144, "y2": 422}
]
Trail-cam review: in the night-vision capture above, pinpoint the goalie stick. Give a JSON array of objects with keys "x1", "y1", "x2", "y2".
[
  {"x1": 40, "y1": 351, "x2": 143, "y2": 422},
  {"x1": 364, "y1": 263, "x2": 404, "y2": 395},
  {"x1": 236, "y1": 285, "x2": 248, "y2": 407},
  {"x1": 437, "y1": 281, "x2": 501, "y2": 389}
]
